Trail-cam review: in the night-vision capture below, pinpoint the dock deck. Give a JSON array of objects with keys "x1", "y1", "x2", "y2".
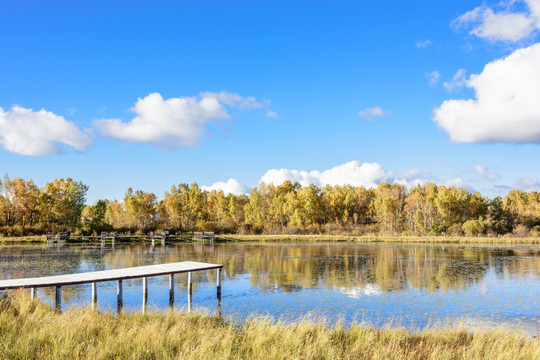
[
  {"x1": 0, "y1": 261, "x2": 223, "y2": 313},
  {"x1": 0, "y1": 261, "x2": 221, "y2": 289}
]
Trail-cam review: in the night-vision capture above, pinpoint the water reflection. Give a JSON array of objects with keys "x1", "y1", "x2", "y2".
[{"x1": 1, "y1": 242, "x2": 539, "y2": 333}]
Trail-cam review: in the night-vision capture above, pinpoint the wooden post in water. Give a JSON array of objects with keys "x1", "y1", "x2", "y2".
[
  {"x1": 217, "y1": 268, "x2": 222, "y2": 298},
  {"x1": 30, "y1": 287, "x2": 36, "y2": 300},
  {"x1": 117, "y1": 280, "x2": 123, "y2": 312},
  {"x1": 142, "y1": 277, "x2": 148, "y2": 313},
  {"x1": 168, "y1": 274, "x2": 174, "y2": 308},
  {"x1": 91, "y1": 282, "x2": 97, "y2": 310},
  {"x1": 55, "y1": 286, "x2": 62, "y2": 311},
  {"x1": 188, "y1": 271, "x2": 193, "y2": 312}
]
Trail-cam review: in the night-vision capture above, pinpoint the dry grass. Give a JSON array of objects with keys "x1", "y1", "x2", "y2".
[
  {"x1": 0, "y1": 235, "x2": 46, "y2": 243},
  {"x1": 218, "y1": 234, "x2": 540, "y2": 244},
  {"x1": 0, "y1": 290, "x2": 538, "y2": 359},
  {"x1": 2, "y1": 234, "x2": 540, "y2": 244}
]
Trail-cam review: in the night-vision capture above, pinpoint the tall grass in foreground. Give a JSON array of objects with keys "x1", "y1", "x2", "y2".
[{"x1": 0, "y1": 291, "x2": 538, "y2": 360}]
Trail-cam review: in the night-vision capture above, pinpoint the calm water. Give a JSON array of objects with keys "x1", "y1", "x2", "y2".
[{"x1": 1, "y1": 242, "x2": 539, "y2": 334}]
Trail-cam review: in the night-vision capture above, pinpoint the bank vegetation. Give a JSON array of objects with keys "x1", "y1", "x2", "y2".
[
  {"x1": 2, "y1": 175, "x2": 540, "y2": 239},
  {"x1": 0, "y1": 291, "x2": 538, "y2": 360}
]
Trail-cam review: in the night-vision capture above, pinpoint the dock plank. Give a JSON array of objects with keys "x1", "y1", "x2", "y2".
[{"x1": 0, "y1": 261, "x2": 223, "y2": 289}]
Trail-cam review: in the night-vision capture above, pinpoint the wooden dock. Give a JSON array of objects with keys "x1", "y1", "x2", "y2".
[{"x1": 0, "y1": 261, "x2": 223, "y2": 313}]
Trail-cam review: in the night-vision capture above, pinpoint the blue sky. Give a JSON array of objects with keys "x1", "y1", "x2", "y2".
[{"x1": 1, "y1": 0, "x2": 540, "y2": 203}]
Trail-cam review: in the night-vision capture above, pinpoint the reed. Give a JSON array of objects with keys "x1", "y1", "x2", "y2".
[
  {"x1": 0, "y1": 290, "x2": 538, "y2": 359},
  {"x1": 218, "y1": 234, "x2": 540, "y2": 244},
  {"x1": 0, "y1": 235, "x2": 46, "y2": 243},
  {"x1": 2, "y1": 234, "x2": 540, "y2": 244}
]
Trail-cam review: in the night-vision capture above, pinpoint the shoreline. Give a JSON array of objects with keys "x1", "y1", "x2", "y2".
[{"x1": 1, "y1": 234, "x2": 540, "y2": 245}]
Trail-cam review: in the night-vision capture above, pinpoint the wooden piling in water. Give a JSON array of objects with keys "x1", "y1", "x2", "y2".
[
  {"x1": 55, "y1": 286, "x2": 62, "y2": 311},
  {"x1": 91, "y1": 282, "x2": 97, "y2": 310},
  {"x1": 169, "y1": 274, "x2": 174, "y2": 308},
  {"x1": 142, "y1": 277, "x2": 148, "y2": 313},
  {"x1": 117, "y1": 280, "x2": 123, "y2": 312}
]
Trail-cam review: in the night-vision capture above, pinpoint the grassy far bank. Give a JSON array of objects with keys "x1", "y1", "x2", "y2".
[
  {"x1": 218, "y1": 234, "x2": 540, "y2": 244},
  {"x1": 2, "y1": 234, "x2": 540, "y2": 244},
  {"x1": 0, "y1": 291, "x2": 538, "y2": 360},
  {"x1": 0, "y1": 235, "x2": 46, "y2": 243}
]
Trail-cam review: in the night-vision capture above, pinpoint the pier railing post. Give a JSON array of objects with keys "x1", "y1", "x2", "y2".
[
  {"x1": 142, "y1": 277, "x2": 148, "y2": 314},
  {"x1": 169, "y1": 274, "x2": 174, "y2": 308},
  {"x1": 117, "y1": 280, "x2": 123, "y2": 312},
  {"x1": 55, "y1": 286, "x2": 62, "y2": 312},
  {"x1": 30, "y1": 287, "x2": 36, "y2": 300},
  {"x1": 91, "y1": 282, "x2": 97, "y2": 310}
]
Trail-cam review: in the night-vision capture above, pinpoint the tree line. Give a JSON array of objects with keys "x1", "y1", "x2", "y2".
[{"x1": 1, "y1": 174, "x2": 540, "y2": 237}]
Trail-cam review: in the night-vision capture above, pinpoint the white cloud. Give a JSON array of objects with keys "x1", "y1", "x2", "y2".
[
  {"x1": 515, "y1": 178, "x2": 540, "y2": 190},
  {"x1": 474, "y1": 165, "x2": 499, "y2": 180},
  {"x1": 266, "y1": 110, "x2": 278, "y2": 118},
  {"x1": 394, "y1": 178, "x2": 426, "y2": 188},
  {"x1": 426, "y1": 71, "x2": 441, "y2": 86},
  {"x1": 358, "y1": 106, "x2": 392, "y2": 121},
  {"x1": 199, "y1": 91, "x2": 264, "y2": 109},
  {"x1": 444, "y1": 177, "x2": 465, "y2": 187},
  {"x1": 452, "y1": 1, "x2": 540, "y2": 42},
  {"x1": 0, "y1": 105, "x2": 92, "y2": 156},
  {"x1": 415, "y1": 39, "x2": 432, "y2": 48},
  {"x1": 443, "y1": 69, "x2": 467, "y2": 91},
  {"x1": 433, "y1": 43, "x2": 540, "y2": 143},
  {"x1": 260, "y1": 161, "x2": 393, "y2": 188},
  {"x1": 259, "y1": 161, "x2": 469, "y2": 191},
  {"x1": 201, "y1": 178, "x2": 247, "y2": 195},
  {"x1": 95, "y1": 91, "x2": 270, "y2": 147},
  {"x1": 401, "y1": 168, "x2": 430, "y2": 180}
]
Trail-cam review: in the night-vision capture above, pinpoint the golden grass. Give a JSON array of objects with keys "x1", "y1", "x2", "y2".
[
  {"x1": 0, "y1": 290, "x2": 538, "y2": 359},
  {"x1": 2, "y1": 234, "x2": 540, "y2": 244},
  {"x1": 0, "y1": 235, "x2": 46, "y2": 243},
  {"x1": 218, "y1": 234, "x2": 540, "y2": 244}
]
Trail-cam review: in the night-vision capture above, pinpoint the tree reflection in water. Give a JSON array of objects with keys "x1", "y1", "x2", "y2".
[{"x1": 1, "y1": 242, "x2": 539, "y2": 332}]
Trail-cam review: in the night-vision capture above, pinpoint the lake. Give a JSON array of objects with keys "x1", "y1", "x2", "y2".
[{"x1": 1, "y1": 242, "x2": 539, "y2": 334}]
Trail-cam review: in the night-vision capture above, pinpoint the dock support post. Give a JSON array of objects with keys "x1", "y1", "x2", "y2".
[
  {"x1": 188, "y1": 271, "x2": 193, "y2": 312},
  {"x1": 142, "y1": 277, "x2": 148, "y2": 313},
  {"x1": 30, "y1": 287, "x2": 36, "y2": 300},
  {"x1": 55, "y1": 286, "x2": 62, "y2": 312},
  {"x1": 168, "y1": 274, "x2": 174, "y2": 308},
  {"x1": 91, "y1": 282, "x2": 97, "y2": 310},
  {"x1": 217, "y1": 268, "x2": 222, "y2": 298},
  {"x1": 117, "y1": 280, "x2": 123, "y2": 312}
]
